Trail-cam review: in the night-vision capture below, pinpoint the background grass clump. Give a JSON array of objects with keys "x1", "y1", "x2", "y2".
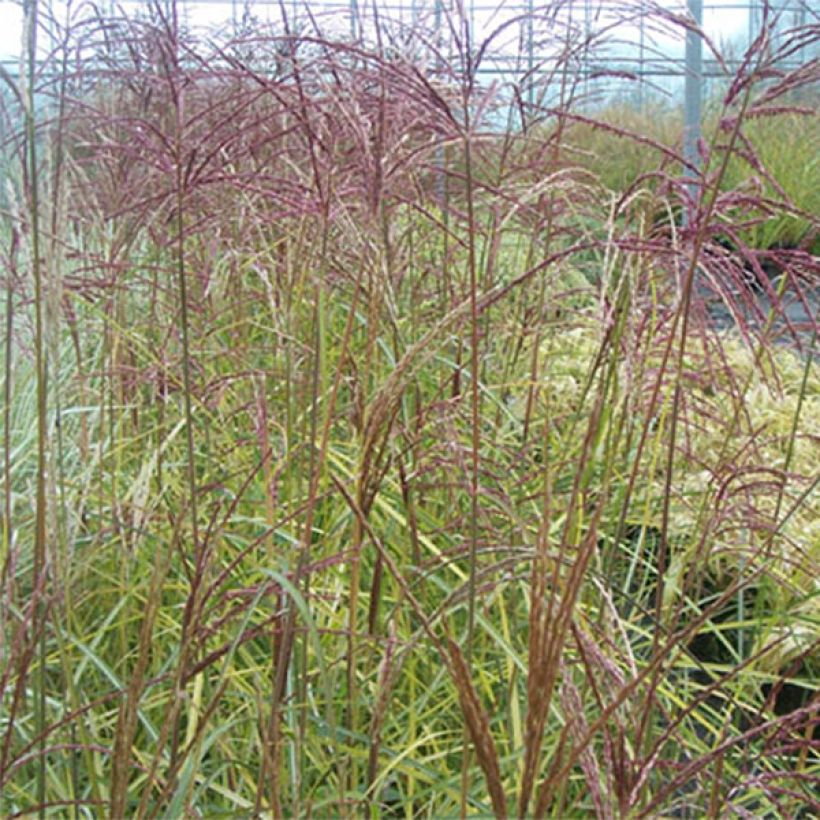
[
  {"x1": 719, "y1": 109, "x2": 820, "y2": 254},
  {"x1": 1, "y1": 1, "x2": 818, "y2": 817}
]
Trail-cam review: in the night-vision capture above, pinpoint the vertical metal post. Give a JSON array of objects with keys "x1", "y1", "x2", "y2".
[
  {"x1": 434, "y1": 0, "x2": 445, "y2": 80},
  {"x1": 748, "y1": 1, "x2": 761, "y2": 59},
  {"x1": 527, "y1": 0, "x2": 535, "y2": 109},
  {"x1": 584, "y1": 0, "x2": 591, "y2": 104},
  {"x1": 683, "y1": 0, "x2": 702, "y2": 217},
  {"x1": 638, "y1": 1, "x2": 645, "y2": 111},
  {"x1": 469, "y1": 0, "x2": 476, "y2": 51},
  {"x1": 435, "y1": 0, "x2": 446, "y2": 205}
]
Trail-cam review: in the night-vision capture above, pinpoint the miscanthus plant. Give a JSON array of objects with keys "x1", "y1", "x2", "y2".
[{"x1": 1, "y1": 1, "x2": 817, "y2": 817}]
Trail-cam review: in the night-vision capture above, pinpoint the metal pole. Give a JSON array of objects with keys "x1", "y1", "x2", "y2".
[
  {"x1": 748, "y1": 1, "x2": 760, "y2": 59},
  {"x1": 683, "y1": 0, "x2": 702, "y2": 218},
  {"x1": 584, "y1": 0, "x2": 590, "y2": 103},
  {"x1": 435, "y1": 0, "x2": 446, "y2": 205},
  {"x1": 527, "y1": 0, "x2": 534, "y2": 109},
  {"x1": 638, "y1": 1, "x2": 645, "y2": 111}
]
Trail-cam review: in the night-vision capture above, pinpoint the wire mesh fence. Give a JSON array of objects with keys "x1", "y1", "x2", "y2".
[
  {"x1": 0, "y1": 1, "x2": 817, "y2": 186},
  {"x1": 1, "y1": 1, "x2": 817, "y2": 99}
]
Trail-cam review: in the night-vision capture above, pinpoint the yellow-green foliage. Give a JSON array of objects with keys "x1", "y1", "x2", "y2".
[
  {"x1": 706, "y1": 337, "x2": 819, "y2": 672},
  {"x1": 515, "y1": 321, "x2": 818, "y2": 671},
  {"x1": 719, "y1": 111, "x2": 820, "y2": 251},
  {"x1": 681, "y1": 335, "x2": 818, "y2": 549},
  {"x1": 565, "y1": 102, "x2": 683, "y2": 193}
]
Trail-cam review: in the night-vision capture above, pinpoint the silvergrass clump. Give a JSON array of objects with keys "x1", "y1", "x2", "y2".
[{"x1": 0, "y1": 1, "x2": 817, "y2": 817}]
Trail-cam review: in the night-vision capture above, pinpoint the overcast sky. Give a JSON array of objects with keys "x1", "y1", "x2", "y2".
[
  {"x1": 0, "y1": 0, "x2": 759, "y2": 61},
  {"x1": 2, "y1": 0, "x2": 812, "y2": 106}
]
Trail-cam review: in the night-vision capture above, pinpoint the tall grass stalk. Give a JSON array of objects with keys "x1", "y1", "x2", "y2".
[
  {"x1": 1, "y1": 1, "x2": 817, "y2": 816},
  {"x1": 2, "y1": 229, "x2": 16, "y2": 586},
  {"x1": 22, "y1": 1, "x2": 49, "y2": 815}
]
